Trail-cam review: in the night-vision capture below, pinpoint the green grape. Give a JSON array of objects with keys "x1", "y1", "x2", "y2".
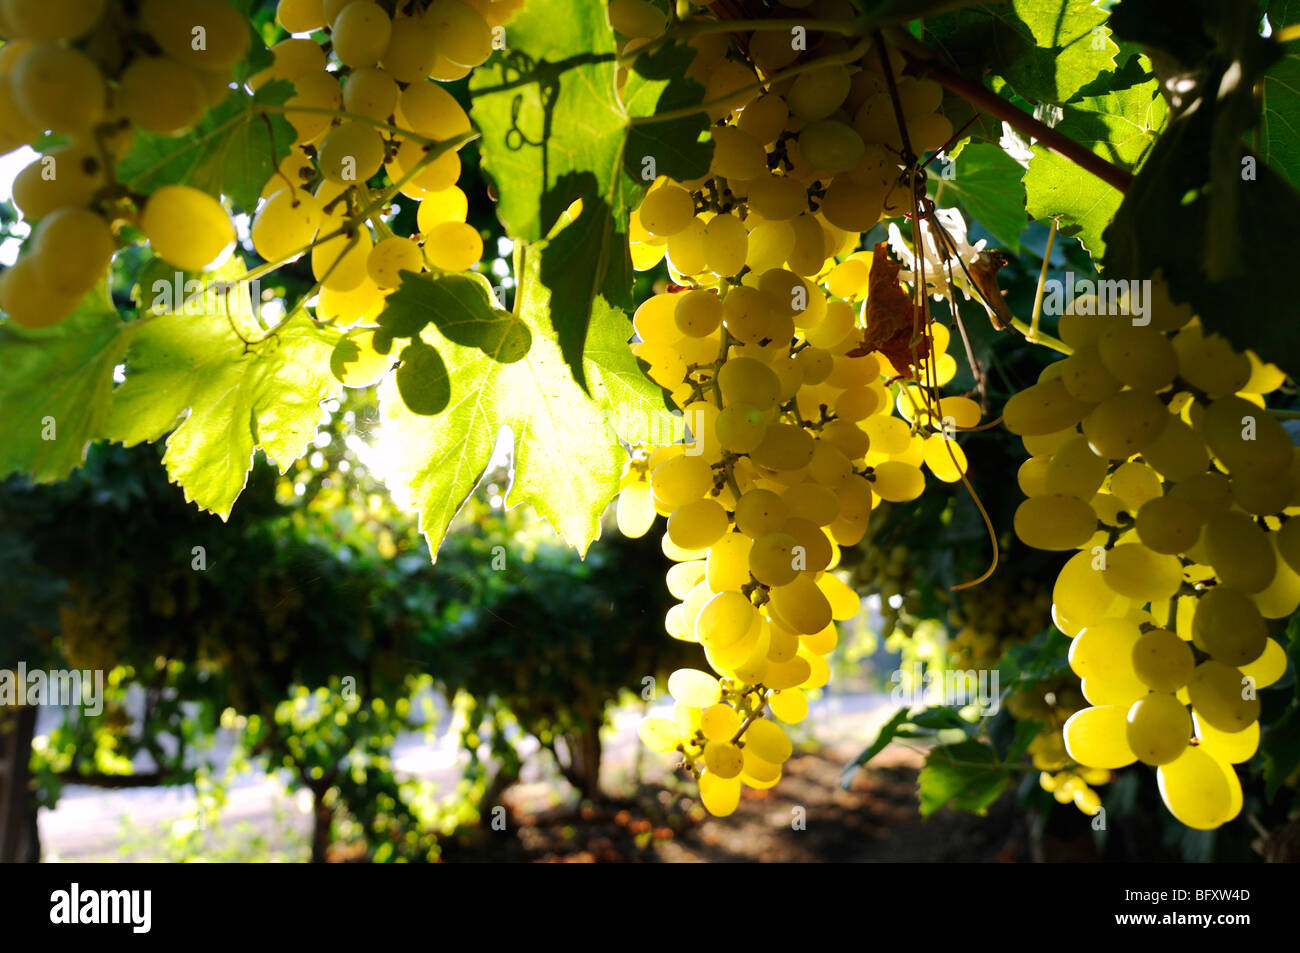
[
  {"x1": 1132, "y1": 627, "x2": 1194, "y2": 691},
  {"x1": 416, "y1": 187, "x2": 469, "y2": 233},
  {"x1": 1107, "y1": 461, "x2": 1162, "y2": 511},
  {"x1": 32, "y1": 207, "x2": 114, "y2": 296},
  {"x1": 252, "y1": 187, "x2": 322, "y2": 263},
  {"x1": 668, "y1": 668, "x2": 722, "y2": 708},
  {"x1": 786, "y1": 62, "x2": 849, "y2": 119},
  {"x1": 608, "y1": 0, "x2": 666, "y2": 36},
  {"x1": 703, "y1": 740, "x2": 744, "y2": 779},
  {"x1": 650, "y1": 454, "x2": 712, "y2": 507},
  {"x1": 1069, "y1": 617, "x2": 1140, "y2": 681},
  {"x1": 736, "y1": 92, "x2": 788, "y2": 144},
  {"x1": 638, "y1": 716, "x2": 681, "y2": 753},
  {"x1": 1193, "y1": 712, "x2": 1259, "y2": 764},
  {"x1": 745, "y1": 718, "x2": 793, "y2": 763},
  {"x1": 1186, "y1": 660, "x2": 1260, "y2": 733},
  {"x1": 4, "y1": 0, "x2": 105, "y2": 40},
  {"x1": 1082, "y1": 389, "x2": 1169, "y2": 459},
  {"x1": 798, "y1": 119, "x2": 865, "y2": 175},
  {"x1": 117, "y1": 56, "x2": 207, "y2": 136},
  {"x1": 698, "y1": 771, "x2": 741, "y2": 816},
  {"x1": 1102, "y1": 543, "x2": 1184, "y2": 602},
  {"x1": 1097, "y1": 323, "x2": 1178, "y2": 391},
  {"x1": 1173, "y1": 325, "x2": 1250, "y2": 398},
  {"x1": 1240, "y1": 637, "x2": 1287, "y2": 687},
  {"x1": 734, "y1": 489, "x2": 788, "y2": 538},
  {"x1": 318, "y1": 121, "x2": 386, "y2": 183},
  {"x1": 1157, "y1": 745, "x2": 1239, "y2": 829},
  {"x1": 424, "y1": 221, "x2": 482, "y2": 271},
  {"x1": 1134, "y1": 495, "x2": 1202, "y2": 554},
  {"x1": 638, "y1": 185, "x2": 694, "y2": 237},
  {"x1": 673, "y1": 289, "x2": 721, "y2": 337},
  {"x1": 1044, "y1": 435, "x2": 1108, "y2": 499},
  {"x1": 709, "y1": 125, "x2": 767, "y2": 180},
  {"x1": 769, "y1": 574, "x2": 831, "y2": 634},
  {"x1": 819, "y1": 177, "x2": 886, "y2": 233},
  {"x1": 141, "y1": 185, "x2": 234, "y2": 271},
  {"x1": 722, "y1": 285, "x2": 785, "y2": 346},
  {"x1": 1202, "y1": 511, "x2": 1276, "y2": 594},
  {"x1": 331, "y1": 1, "x2": 391, "y2": 68},
  {"x1": 752, "y1": 423, "x2": 815, "y2": 471},
  {"x1": 746, "y1": 175, "x2": 806, "y2": 221},
  {"x1": 312, "y1": 217, "x2": 373, "y2": 290},
  {"x1": 1053, "y1": 551, "x2": 1128, "y2": 637},
  {"x1": 895, "y1": 77, "x2": 943, "y2": 116},
  {"x1": 0, "y1": 254, "x2": 78, "y2": 329},
  {"x1": 12, "y1": 42, "x2": 104, "y2": 133},
  {"x1": 871, "y1": 461, "x2": 925, "y2": 502},
  {"x1": 700, "y1": 703, "x2": 742, "y2": 741},
  {"x1": 748, "y1": 532, "x2": 799, "y2": 587},
  {"x1": 907, "y1": 112, "x2": 953, "y2": 152},
  {"x1": 285, "y1": 70, "x2": 342, "y2": 143},
  {"x1": 343, "y1": 67, "x2": 399, "y2": 122},
  {"x1": 397, "y1": 80, "x2": 472, "y2": 141},
  {"x1": 1201, "y1": 395, "x2": 1293, "y2": 479},
  {"x1": 425, "y1": 0, "x2": 492, "y2": 68},
  {"x1": 1229, "y1": 470, "x2": 1292, "y2": 516},
  {"x1": 666, "y1": 217, "x2": 708, "y2": 274},
  {"x1": 1191, "y1": 586, "x2": 1266, "y2": 666},
  {"x1": 666, "y1": 498, "x2": 729, "y2": 551},
  {"x1": 386, "y1": 137, "x2": 461, "y2": 196},
  {"x1": 786, "y1": 212, "x2": 828, "y2": 276},
  {"x1": 278, "y1": 0, "x2": 327, "y2": 33},
  {"x1": 1063, "y1": 705, "x2": 1137, "y2": 769},
  {"x1": 141, "y1": 0, "x2": 249, "y2": 71},
  {"x1": 1017, "y1": 456, "x2": 1051, "y2": 496},
  {"x1": 715, "y1": 403, "x2": 767, "y2": 453},
  {"x1": 769, "y1": 688, "x2": 808, "y2": 724},
  {"x1": 1126, "y1": 693, "x2": 1191, "y2": 766},
  {"x1": 782, "y1": 481, "x2": 839, "y2": 526},
  {"x1": 1002, "y1": 379, "x2": 1093, "y2": 436},
  {"x1": 366, "y1": 235, "x2": 423, "y2": 289},
  {"x1": 706, "y1": 532, "x2": 753, "y2": 592},
  {"x1": 718, "y1": 356, "x2": 781, "y2": 408},
  {"x1": 1013, "y1": 494, "x2": 1098, "y2": 551},
  {"x1": 704, "y1": 213, "x2": 748, "y2": 277},
  {"x1": 251, "y1": 38, "x2": 327, "y2": 88},
  {"x1": 381, "y1": 14, "x2": 440, "y2": 82},
  {"x1": 1058, "y1": 349, "x2": 1122, "y2": 403}
]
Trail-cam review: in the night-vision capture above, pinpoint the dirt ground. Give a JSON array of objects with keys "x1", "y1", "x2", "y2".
[{"x1": 438, "y1": 742, "x2": 1037, "y2": 863}]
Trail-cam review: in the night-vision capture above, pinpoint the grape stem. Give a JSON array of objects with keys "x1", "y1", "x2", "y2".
[{"x1": 728, "y1": 688, "x2": 771, "y2": 746}]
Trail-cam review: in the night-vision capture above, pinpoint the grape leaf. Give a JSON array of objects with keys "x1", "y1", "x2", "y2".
[
  {"x1": 1023, "y1": 69, "x2": 1166, "y2": 258},
  {"x1": 1263, "y1": 0, "x2": 1300, "y2": 188},
  {"x1": 1104, "y1": 1, "x2": 1300, "y2": 378},
  {"x1": 939, "y1": 143, "x2": 1028, "y2": 249},
  {"x1": 469, "y1": 0, "x2": 711, "y2": 391},
  {"x1": 0, "y1": 288, "x2": 129, "y2": 482},
  {"x1": 925, "y1": 0, "x2": 1117, "y2": 105},
  {"x1": 841, "y1": 707, "x2": 913, "y2": 784},
  {"x1": 375, "y1": 264, "x2": 625, "y2": 561},
  {"x1": 105, "y1": 263, "x2": 341, "y2": 518},
  {"x1": 377, "y1": 271, "x2": 532, "y2": 360},
  {"x1": 917, "y1": 739, "x2": 1012, "y2": 816},
  {"x1": 116, "y1": 81, "x2": 296, "y2": 212}
]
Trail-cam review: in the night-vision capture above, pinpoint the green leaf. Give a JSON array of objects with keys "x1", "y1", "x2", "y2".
[
  {"x1": 1263, "y1": 1, "x2": 1300, "y2": 188},
  {"x1": 925, "y1": 1, "x2": 1117, "y2": 106},
  {"x1": 917, "y1": 739, "x2": 1012, "y2": 815},
  {"x1": 469, "y1": 0, "x2": 711, "y2": 390},
  {"x1": 374, "y1": 249, "x2": 626, "y2": 561},
  {"x1": 1023, "y1": 67, "x2": 1166, "y2": 258},
  {"x1": 105, "y1": 263, "x2": 341, "y2": 518},
  {"x1": 378, "y1": 272, "x2": 531, "y2": 360},
  {"x1": 1104, "y1": 2, "x2": 1300, "y2": 378},
  {"x1": 994, "y1": 626, "x2": 1071, "y2": 691},
  {"x1": 940, "y1": 143, "x2": 1028, "y2": 248},
  {"x1": 0, "y1": 288, "x2": 128, "y2": 482},
  {"x1": 116, "y1": 82, "x2": 297, "y2": 212}
]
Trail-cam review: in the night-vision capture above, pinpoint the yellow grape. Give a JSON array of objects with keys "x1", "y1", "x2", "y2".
[
  {"x1": 11, "y1": 42, "x2": 105, "y2": 133},
  {"x1": 416, "y1": 187, "x2": 469, "y2": 233},
  {"x1": 425, "y1": 0, "x2": 492, "y2": 68},
  {"x1": 278, "y1": 0, "x2": 327, "y2": 33},
  {"x1": 366, "y1": 236, "x2": 423, "y2": 289},
  {"x1": 1186, "y1": 660, "x2": 1259, "y2": 733},
  {"x1": 397, "y1": 80, "x2": 472, "y2": 141},
  {"x1": 704, "y1": 740, "x2": 744, "y2": 779},
  {"x1": 698, "y1": 771, "x2": 741, "y2": 816},
  {"x1": 32, "y1": 207, "x2": 114, "y2": 297},
  {"x1": 667, "y1": 668, "x2": 721, "y2": 708},
  {"x1": 330, "y1": 328, "x2": 393, "y2": 388},
  {"x1": 252, "y1": 188, "x2": 322, "y2": 263},
  {"x1": 424, "y1": 221, "x2": 483, "y2": 271},
  {"x1": 1126, "y1": 693, "x2": 1190, "y2": 766},
  {"x1": 5, "y1": 0, "x2": 106, "y2": 40},
  {"x1": 744, "y1": 719, "x2": 792, "y2": 764},
  {"x1": 616, "y1": 482, "x2": 656, "y2": 539},
  {"x1": 638, "y1": 716, "x2": 681, "y2": 753},
  {"x1": 1157, "y1": 745, "x2": 1239, "y2": 829},
  {"x1": 1131, "y1": 627, "x2": 1194, "y2": 692},
  {"x1": 141, "y1": 0, "x2": 249, "y2": 71},
  {"x1": 1014, "y1": 494, "x2": 1097, "y2": 550},
  {"x1": 1063, "y1": 705, "x2": 1137, "y2": 769},
  {"x1": 141, "y1": 185, "x2": 234, "y2": 271},
  {"x1": 318, "y1": 121, "x2": 386, "y2": 184},
  {"x1": 0, "y1": 254, "x2": 79, "y2": 328}
]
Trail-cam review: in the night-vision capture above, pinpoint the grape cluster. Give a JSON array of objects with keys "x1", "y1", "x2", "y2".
[
  {"x1": 612, "y1": 11, "x2": 983, "y2": 814},
  {"x1": 0, "y1": 0, "x2": 248, "y2": 327},
  {"x1": 1006, "y1": 277, "x2": 1293, "y2": 828}
]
